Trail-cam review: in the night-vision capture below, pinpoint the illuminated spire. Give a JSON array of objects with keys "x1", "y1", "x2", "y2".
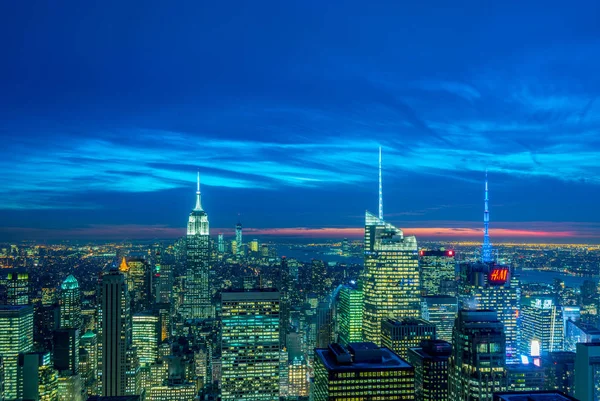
[
  {"x1": 482, "y1": 169, "x2": 493, "y2": 263},
  {"x1": 194, "y1": 171, "x2": 203, "y2": 211},
  {"x1": 378, "y1": 146, "x2": 383, "y2": 221},
  {"x1": 119, "y1": 257, "x2": 128, "y2": 272}
]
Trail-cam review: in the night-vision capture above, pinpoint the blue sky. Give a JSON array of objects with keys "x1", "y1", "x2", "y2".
[{"x1": 1, "y1": 1, "x2": 600, "y2": 241}]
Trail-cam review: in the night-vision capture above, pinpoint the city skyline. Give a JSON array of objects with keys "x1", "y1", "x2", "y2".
[{"x1": 2, "y1": 2, "x2": 600, "y2": 243}]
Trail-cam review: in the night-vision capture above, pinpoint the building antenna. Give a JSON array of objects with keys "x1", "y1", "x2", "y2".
[
  {"x1": 194, "y1": 170, "x2": 203, "y2": 211},
  {"x1": 482, "y1": 169, "x2": 493, "y2": 262},
  {"x1": 378, "y1": 146, "x2": 383, "y2": 221}
]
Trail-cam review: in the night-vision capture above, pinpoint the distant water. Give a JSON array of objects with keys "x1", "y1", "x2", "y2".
[
  {"x1": 273, "y1": 245, "x2": 363, "y2": 265},
  {"x1": 517, "y1": 269, "x2": 598, "y2": 288}
]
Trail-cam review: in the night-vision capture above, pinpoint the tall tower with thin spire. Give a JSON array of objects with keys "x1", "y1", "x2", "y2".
[
  {"x1": 361, "y1": 147, "x2": 420, "y2": 344},
  {"x1": 235, "y1": 215, "x2": 243, "y2": 256},
  {"x1": 482, "y1": 170, "x2": 493, "y2": 263},
  {"x1": 184, "y1": 172, "x2": 212, "y2": 319},
  {"x1": 378, "y1": 146, "x2": 383, "y2": 221}
]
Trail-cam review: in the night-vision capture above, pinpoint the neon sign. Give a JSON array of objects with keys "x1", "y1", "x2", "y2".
[{"x1": 489, "y1": 268, "x2": 509, "y2": 284}]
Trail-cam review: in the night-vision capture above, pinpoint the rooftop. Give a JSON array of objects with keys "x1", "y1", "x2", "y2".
[
  {"x1": 316, "y1": 342, "x2": 412, "y2": 372},
  {"x1": 493, "y1": 391, "x2": 578, "y2": 401}
]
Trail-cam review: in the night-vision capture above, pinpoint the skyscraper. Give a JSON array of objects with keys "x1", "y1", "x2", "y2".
[
  {"x1": 100, "y1": 270, "x2": 132, "y2": 397},
  {"x1": 132, "y1": 311, "x2": 159, "y2": 366},
  {"x1": 449, "y1": 310, "x2": 507, "y2": 401},
  {"x1": 407, "y1": 339, "x2": 452, "y2": 401},
  {"x1": 21, "y1": 351, "x2": 59, "y2": 401},
  {"x1": 312, "y1": 342, "x2": 415, "y2": 401},
  {"x1": 217, "y1": 233, "x2": 225, "y2": 253},
  {"x1": 362, "y1": 149, "x2": 420, "y2": 344},
  {"x1": 419, "y1": 248, "x2": 457, "y2": 296},
  {"x1": 542, "y1": 351, "x2": 575, "y2": 397},
  {"x1": 60, "y1": 274, "x2": 82, "y2": 330},
  {"x1": 520, "y1": 298, "x2": 563, "y2": 355},
  {"x1": 185, "y1": 172, "x2": 212, "y2": 319},
  {"x1": 574, "y1": 342, "x2": 600, "y2": 401},
  {"x1": 381, "y1": 318, "x2": 436, "y2": 360},
  {"x1": 126, "y1": 258, "x2": 152, "y2": 314},
  {"x1": 220, "y1": 289, "x2": 280, "y2": 401},
  {"x1": 0, "y1": 305, "x2": 34, "y2": 400},
  {"x1": 421, "y1": 296, "x2": 458, "y2": 343},
  {"x1": 54, "y1": 328, "x2": 80, "y2": 375},
  {"x1": 235, "y1": 219, "x2": 243, "y2": 256},
  {"x1": 337, "y1": 283, "x2": 363, "y2": 345},
  {"x1": 458, "y1": 262, "x2": 520, "y2": 360},
  {"x1": 3, "y1": 269, "x2": 29, "y2": 305},
  {"x1": 80, "y1": 331, "x2": 98, "y2": 397}
]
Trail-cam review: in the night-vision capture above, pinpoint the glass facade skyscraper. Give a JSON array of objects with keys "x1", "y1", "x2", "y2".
[
  {"x1": 220, "y1": 289, "x2": 280, "y2": 401},
  {"x1": 419, "y1": 249, "x2": 457, "y2": 296},
  {"x1": 0, "y1": 305, "x2": 34, "y2": 400},
  {"x1": 337, "y1": 283, "x2": 363, "y2": 345},
  {"x1": 60, "y1": 274, "x2": 81, "y2": 330},
  {"x1": 362, "y1": 211, "x2": 420, "y2": 344},
  {"x1": 520, "y1": 297, "x2": 563, "y2": 355}
]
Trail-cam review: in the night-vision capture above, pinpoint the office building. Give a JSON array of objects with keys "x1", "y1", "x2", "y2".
[
  {"x1": 362, "y1": 211, "x2": 420, "y2": 344},
  {"x1": 185, "y1": 172, "x2": 212, "y2": 319},
  {"x1": 217, "y1": 234, "x2": 225, "y2": 253},
  {"x1": 406, "y1": 340, "x2": 451, "y2": 401},
  {"x1": 574, "y1": 342, "x2": 600, "y2": 401},
  {"x1": 419, "y1": 249, "x2": 456, "y2": 296},
  {"x1": 236, "y1": 221, "x2": 243, "y2": 255},
  {"x1": 221, "y1": 289, "x2": 280, "y2": 401},
  {"x1": 3, "y1": 269, "x2": 29, "y2": 305},
  {"x1": 313, "y1": 342, "x2": 415, "y2": 401},
  {"x1": 337, "y1": 283, "x2": 363, "y2": 345},
  {"x1": 146, "y1": 384, "x2": 197, "y2": 401},
  {"x1": 493, "y1": 391, "x2": 578, "y2": 401},
  {"x1": 564, "y1": 320, "x2": 600, "y2": 352},
  {"x1": 520, "y1": 298, "x2": 564, "y2": 355},
  {"x1": 80, "y1": 331, "x2": 98, "y2": 396},
  {"x1": 132, "y1": 311, "x2": 159, "y2": 366},
  {"x1": 542, "y1": 351, "x2": 575, "y2": 396},
  {"x1": 124, "y1": 258, "x2": 152, "y2": 314},
  {"x1": 449, "y1": 310, "x2": 507, "y2": 401},
  {"x1": 100, "y1": 270, "x2": 132, "y2": 397},
  {"x1": 0, "y1": 305, "x2": 34, "y2": 400},
  {"x1": 506, "y1": 362, "x2": 544, "y2": 392},
  {"x1": 57, "y1": 373, "x2": 83, "y2": 401},
  {"x1": 458, "y1": 262, "x2": 520, "y2": 360},
  {"x1": 249, "y1": 239, "x2": 259, "y2": 253},
  {"x1": 54, "y1": 328, "x2": 80, "y2": 375},
  {"x1": 421, "y1": 296, "x2": 458, "y2": 343},
  {"x1": 381, "y1": 318, "x2": 436, "y2": 360},
  {"x1": 316, "y1": 300, "x2": 334, "y2": 348},
  {"x1": 21, "y1": 351, "x2": 59, "y2": 401},
  {"x1": 287, "y1": 356, "x2": 309, "y2": 398},
  {"x1": 60, "y1": 275, "x2": 82, "y2": 330}
]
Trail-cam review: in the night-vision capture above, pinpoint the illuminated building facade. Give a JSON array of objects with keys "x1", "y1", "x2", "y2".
[
  {"x1": 406, "y1": 340, "x2": 451, "y2": 401},
  {"x1": 80, "y1": 331, "x2": 98, "y2": 396},
  {"x1": 362, "y1": 211, "x2": 420, "y2": 344},
  {"x1": 53, "y1": 328, "x2": 80, "y2": 375},
  {"x1": 574, "y1": 342, "x2": 600, "y2": 401},
  {"x1": 287, "y1": 356, "x2": 309, "y2": 398},
  {"x1": 337, "y1": 284, "x2": 363, "y2": 345},
  {"x1": 381, "y1": 318, "x2": 436, "y2": 360},
  {"x1": 57, "y1": 373, "x2": 83, "y2": 401},
  {"x1": 421, "y1": 296, "x2": 458, "y2": 343},
  {"x1": 236, "y1": 221, "x2": 243, "y2": 255},
  {"x1": 419, "y1": 248, "x2": 456, "y2": 296},
  {"x1": 520, "y1": 298, "x2": 563, "y2": 355},
  {"x1": 493, "y1": 391, "x2": 578, "y2": 401},
  {"x1": 132, "y1": 311, "x2": 159, "y2": 366},
  {"x1": 249, "y1": 239, "x2": 259, "y2": 253},
  {"x1": 542, "y1": 351, "x2": 575, "y2": 397},
  {"x1": 147, "y1": 384, "x2": 197, "y2": 401},
  {"x1": 217, "y1": 233, "x2": 225, "y2": 253},
  {"x1": 220, "y1": 289, "x2": 280, "y2": 401},
  {"x1": 506, "y1": 362, "x2": 545, "y2": 392},
  {"x1": 60, "y1": 274, "x2": 82, "y2": 330},
  {"x1": 458, "y1": 262, "x2": 520, "y2": 360},
  {"x1": 0, "y1": 304, "x2": 34, "y2": 400},
  {"x1": 313, "y1": 342, "x2": 415, "y2": 401},
  {"x1": 126, "y1": 259, "x2": 152, "y2": 314},
  {"x1": 564, "y1": 320, "x2": 600, "y2": 352},
  {"x1": 21, "y1": 351, "x2": 59, "y2": 401},
  {"x1": 449, "y1": 310, "x2": 507, "y2": 401},
  {"x1": 3, "y1": 269, "x2": 29, "y2": 305}
]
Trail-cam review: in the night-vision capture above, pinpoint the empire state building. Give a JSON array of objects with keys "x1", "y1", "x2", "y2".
[{"x1": 185, "y1": 172, "x2": 212, "y2": 319}]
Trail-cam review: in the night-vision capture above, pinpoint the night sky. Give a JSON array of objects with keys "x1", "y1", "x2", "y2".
[{"x1": 2, "y1": 1, "x2": 600, "y2": 242}]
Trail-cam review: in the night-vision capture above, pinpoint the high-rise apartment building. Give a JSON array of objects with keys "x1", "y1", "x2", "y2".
[
  {"x1": 419, "y1": 249, "x2": 456, "y2": 296},
  {"x1": 220, "y1": 289, "x2": 280, "y2": 401},
  {"x1": 362, "y1": 211, "x2": 420, "y2": 344},
  {"x1": 406, "y1": 339, "x2": 451, "y2": 401},
  {"x1": 0, "y1": 305, "x2": 34, "y2": 400},
  {"x1": 337, "y1": 283, "x2": 363, "y2": 345},
  {"x1": 458, "y1": 263, "x2": 520, "y2": 360},
  {"x1": 185, "y1": 172, "x2": 212, "y2": 319},
  {"x1": 381, "y1": 318, "x2": 436, "y2": 360},
  {"x1": 449, "y1": 310, "x2": 507, "y2": 401},
  {"x1": 100, "y1": 270, "x2": 132, "y2": 397},
  {"x1": 313, "y1": 342, "x2": 415, "y2": 401},
  {"x1": 60, "y1": 274, "x2": 82, "y2": 330},
  {"x1": 520, "y1": 297, "x2": 563, "y2": 355},
  {"x1": 421, "y1": 296, "x2": 458, "y2": 343},
  {"x1": 574, "y1": 342, "x2": 600, "y2": 401}
]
